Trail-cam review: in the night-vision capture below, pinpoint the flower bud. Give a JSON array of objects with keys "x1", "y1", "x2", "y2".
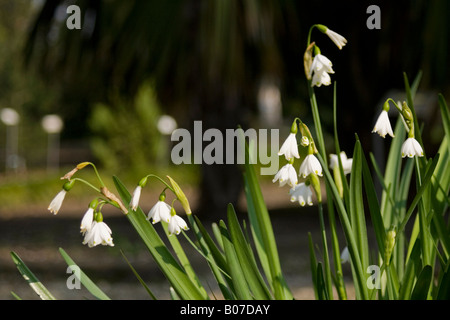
[
  {"x1": 167, "y1": 176, "x2": 191, "y2": 215},
  {"x1": 62, "y1": 179, "x2": 76, "y2": 192},
  {"x1": 309, "y1": 173, "x2": 322, "y2": 203},
  {"x1": 384, "y1": 228, "x2": 396, "y2": 266}
]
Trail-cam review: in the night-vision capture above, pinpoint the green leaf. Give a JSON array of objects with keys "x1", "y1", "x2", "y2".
[
  {"x1": 190, "y1": 215, "x2": 235, "y2": 300},
  {"x1": 399, "y1": 239, "x2": 422, "y2": 300},
  {"x1": 349, "y1": 138, "x2": 370, "y2": 271},
  {"x1": 243, "y1": 151, "x2": 292, "y2": 299},
  {"x1": 120, "y1": 250, "x2": 157, "y2": 300},
  {"x1": 113, "y1": 176, "x2": 208, "y2": 300},
  {"x1": 308, "y1": 233, "x2": 318, "y2": 300},
  {"x1": 10, "y1": 251, "x2": 56, "y2": 300},
  {"x1": 316, "y1": 263, "x2": 329, "y2": 300},
  {"x1": 220, "y1": 220, "x2": 253, "y2": 300},
  {"x1": 59, "y1": 248, "x2": 110, "y2": 300},
  {"x1": 361, "y1": 151, "x2": 386, "y2": 257},
  {"x1": 226, "y1": 203, "x2": 273, "y2": 299},
  {"x1": 436, "y1": 260, "x2": 450, "y2": 300},
  {"x1": 411, "y1": 265, "x2": 432, "y2": 300}
]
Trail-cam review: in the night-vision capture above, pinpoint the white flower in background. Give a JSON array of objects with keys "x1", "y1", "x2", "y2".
[
  {"x1": 340, "y1": 246, "x2": 350, "y2": 264},
  {"x1": 278, "y1": 133, "x2": 300, "y2": 160},
  {"x1": 289, "y1": 183, "x2": 313, "y2": 206},
  {"x1": 401, "y1": 137, "x2": 424, "y2": 158},
  {"x1": 299, "y1": 154, "x2": 323, "y2": 178},
  {"x1": 168, "y1": 215, "x2": 189, "y2": 235},
  {"x1": 80, "y1": 207, "x2": 94, "y2": 235},
  {"x1": 372, "y1": 110, "x2": 394, "y2": 138},
  {"x1": 272, "y1": 163, "x2": 298, "y2": 187},
  {"x1": 130, "y1": 185, "x2": 142, "y2": 211},
  {"x1": 329, "y1": 151, "x2": 353, "y2": 175},
  {"x1": 82, "y1": 220, "x2": 114, "y2": 248},
  {"x1": 325, "y1": 29, "x2": 347, "y2": 50},
  {"x1": 147, "y1": 200, "x2": 172, "y2": 224},
  {"x1": 309, "y1": 54, "x2": 334, "y2": 87},
  {"x1": 48, "y1": 190, "x2": 67, "y2": 215}
]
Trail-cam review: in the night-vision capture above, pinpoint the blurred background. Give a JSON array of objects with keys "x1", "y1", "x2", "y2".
[{"x1": 0, "y1": 0, "x2": 449, "y2": 299}]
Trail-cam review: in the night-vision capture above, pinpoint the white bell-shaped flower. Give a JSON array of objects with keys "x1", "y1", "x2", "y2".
[
  {"x1": 299, "y1": 154, "x2": 323, "y2": 178},
  {"x1": 401, "y1": 137, "x2": 424, "y2": 158},
  {"x1": 272, "y1": 163, "x2": 298, "y2": 187}
]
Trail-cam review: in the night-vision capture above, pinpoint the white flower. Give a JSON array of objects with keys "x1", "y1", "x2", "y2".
[
  {"x1": 130, "y1": 186, "x2": 142, "y2": 211},
  {"x1": 48, "y1": 190, "x2": 67, "y2": 215},
  {"x1": 340, "y1": 246, "x2": 349, "y2": 264},
  {"x1": 299, "y1": 154, "x2": 323, "y2": 178},
  {"x1": 147, "y1": 200, "x2": 171, "y2": 224},
  {"x1": 278, "y1": 133, "x2": 300, "y2": 160},
  {"x1": 309, "y1": 54, "x2": 334, "y2": 76},
  {"x1": 325, "y1": 29, "x2": 347, "y2": 50},
  {"x1": 329, "y1": 151, "x2": 353, "y2": 175},
  {"x1": 272, "y1": 164, "x2": 298, "y2": 187},
  {"x1": 80, "y1": 207, "x2": 94, "y2": 235},
  {"x1": 82, "y1": 221, "x2": 114, "y2": 247},
  {"x1": 289, "y1": 183, "x2": 313, "y2": 206},
  {"x1": 372, "y1": 110, "x2": 394, "y2": 138},
  {"x1": 401, "y1": 137, "x2": 424, "y2": 158},
  {"x1": 168, "y1": 215, "x2": 189, "y2": 235},
  {"x1": 309, "y1": 54, "x2": 334, "y2": 87}
]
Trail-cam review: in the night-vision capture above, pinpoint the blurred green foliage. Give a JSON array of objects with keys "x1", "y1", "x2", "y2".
[{"x1": 88, "y1": 82, "x2": 162, "y2": 172}]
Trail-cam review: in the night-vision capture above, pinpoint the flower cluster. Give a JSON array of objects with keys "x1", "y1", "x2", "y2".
[
  {"x1": 129, "y1": 176, "x2": 189, "y2": 236},
  {"x1": 273, "y1": 119, "x2": 322, "y2": 206},
  {"x1": 305, "y1": 25, "x2": 347, "y2": 88},
  {"x1": 372, "y1": 99, "x2": 424, "y2": 158},
  {"x1": 48, "y1": 163, "x2": 116, "y2": 248}
]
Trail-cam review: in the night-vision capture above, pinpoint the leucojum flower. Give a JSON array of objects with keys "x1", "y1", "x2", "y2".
[
  {"x1": 305, "y1": 24, "x2": 347, "y2": 88},
  {"x1": 82, "y1": 211, "x2": 114, "y2": 248},
  {"x1": 289, "y1": 182, "x2": 313, "y2": 206},
  {"x1": 273, "y1": 119, "x2": 322, "y2": 207},
  {"x1": 168, "y1": 207, "x2": 189, "y2": 236},
  {"x1": 372, "y1": 100, "x2": 394, "y2": 138},
  {"x1": 147, "y1": 192, "x2": 172, "y2": 224},
  {"x1": 372, "y1": 99, "x2": 424, "y2": 158},
  {"x1": 48, "y1": 180, "x2": 75, "y2": 215}
]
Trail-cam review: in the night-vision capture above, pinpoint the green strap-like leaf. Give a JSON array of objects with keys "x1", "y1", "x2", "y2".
[
  {"x1": 10, "y1": 251, "x2": 56, "y2": 300},
  {"x1": 59, "y1": 248, "x2": 110, "y2": 300},
  {"x1": 410, "y1": 265, "x2": 433, "y2": 300},
  {"x1": 113, "y1": 176, "x2": 208, "y2": 300}
]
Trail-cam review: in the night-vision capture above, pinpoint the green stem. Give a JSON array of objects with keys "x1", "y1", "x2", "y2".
[
  {"x1": 72, "y1": 178, "x2": 101, "y2": 193},
  {"x1": 318, "y1": 202, "x2": 334, "y2": 299},
  {"x1": 308, "y1": 83, "x2": 327, "y2": 163}
]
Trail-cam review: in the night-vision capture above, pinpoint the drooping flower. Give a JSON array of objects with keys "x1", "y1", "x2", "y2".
[
  {"x1": 372, "y1": 110, "x2": 394, "y2": 138},
  {"x1": 340, "y1": 246, "x2": 349, "y2": 264},
  {"x1": 309, "y1": 54, "x2": 334, "y2": 87},
  {"x1": 82, "y1": 220, "x2": 114, "y2": 247},
  {"x1": 272, "y1": 163, "x2": 298, "y2": 187},
  {"x1": 48, "y1": 180, "x2": 75, "y2": 215},
  {"x1": 299, "y1": 154, "x2": 323, "y2": 178},
  {"x1": 324, "y1": 28, "x2": 347, "y2": 50},
  {"x1": 401, "y1": 137, "x2": 424, "y2": 158},
  {"x1": 147, "y1": 200, "x2": 171, "y2": 224},
  {"x1": 48, "y1": 190, "x2": 67, "y2": 215},
  {"x1": 278, "y1": 133, "x2": 300, "y2": 161},
  {"x1": 130, "y1": 185, "x2": 142, "y2": 211},
  {"x1": 80, "y1": 207, "x2": 94, "y2": 235},
  {"x1": 82, "y1": 211, "x2": 114, "y2": 247},
  {"x1": 167, "y1": 207, "x2": 189, "y2": 236},
  {"x1": 289, "y1": 183, "x2": 313, "y2": 207},
  {"x1": 329, "y1": 151, "x2": 353, "y2": 175}
]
